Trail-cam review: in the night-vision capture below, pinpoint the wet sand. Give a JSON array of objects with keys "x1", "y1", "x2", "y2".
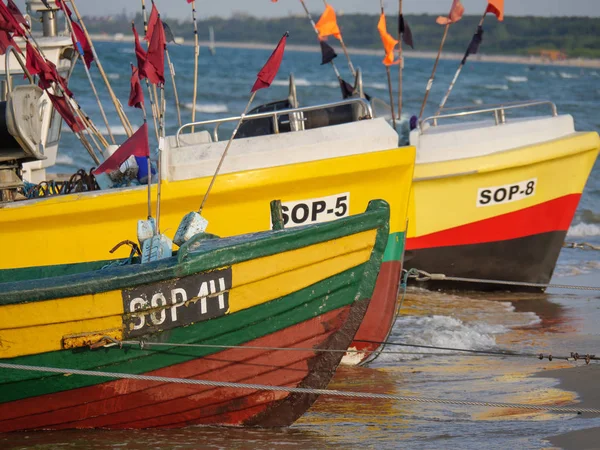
[{"x1": 536, "y1": 365, "x2": 600, "y2": 449}]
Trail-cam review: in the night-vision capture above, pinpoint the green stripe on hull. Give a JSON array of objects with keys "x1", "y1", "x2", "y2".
[
  {"x1": 0, "y1": 264, "x2": 367, "y2": 403},
  {"x1": 383, "y1": 232, "x2": 406, "y2": 263}
]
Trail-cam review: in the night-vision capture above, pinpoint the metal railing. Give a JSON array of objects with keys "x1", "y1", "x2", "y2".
[
  {"x1": 176, "y1": 98, "x2": 373, "y2": 147},
  {"x1": 420, "y1": 100, "x2": 558, "y2": 132}
]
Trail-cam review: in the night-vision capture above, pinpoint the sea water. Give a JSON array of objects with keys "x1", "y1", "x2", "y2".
[{"x1": 4, "y1": 42, "x2": 600, "y2": 449}]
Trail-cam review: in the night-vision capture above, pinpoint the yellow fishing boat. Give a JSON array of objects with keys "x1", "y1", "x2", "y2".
[{"x1": 406, "y1": 101, "x2": 599, "y2": 290}]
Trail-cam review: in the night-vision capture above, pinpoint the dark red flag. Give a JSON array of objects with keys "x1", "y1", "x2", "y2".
[
  {"x1": 251, "y1": 32, "x2": 288, "y2": 93},
  {"x1": 48, "y1": 93, "x2": 85, "y2": 133},
  {"x1": 54, "y1": 0, "x2": 72, "y2": 18},
  {"x1": 132, "y1": 23, "x2": 147, "y2": 80},
  {"x1": 128, "y1": 64, "x2": 144, "y2": 109},
  {"x1": 94, "y1": 124, "x2": 150, "y2": 174},
  {"x1": 70, "y1": 20, "x2": 94, "y2": 68},
  {"x1": 0, "y1": 29, "x2": 19, "y2": 55},
  {"x1": 0, "y1": 0, "x2": 24, "y2": 36},
  {"x1": 145, "y1": 3, "x2": 159, "y2": 41},
  {"x1": 145, "y1": 13, "x2": 165, "y2": 85},
  {"x1": 26, "y1": 42, "x2": 72, "y2": 96},
  {"x1": 7, "y1": 0, "x2": 28, "y2": 28}
]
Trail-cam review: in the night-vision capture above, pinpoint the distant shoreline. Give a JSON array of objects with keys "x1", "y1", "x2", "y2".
[{"x1": 91, "y1": 34, "x2": 600, "y2": 69}]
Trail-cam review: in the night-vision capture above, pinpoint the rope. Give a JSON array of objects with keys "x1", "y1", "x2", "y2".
[
  {"x1": 97, "y1": 336, "x2": 598, "y2": 365},
  {"x1": 408, "y1": 269, "x2": 600, "y2": 291},
  {"x1": 563, "y1": 241, "x2": 600, "y2": 251},
  {"x1": 1, "y1": 362, "x2": 598, "y2": 414}
]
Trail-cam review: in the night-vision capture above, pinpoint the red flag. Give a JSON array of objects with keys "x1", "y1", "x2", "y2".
[
  {"x1": 486, "y1": 0, "x2": 504, "y2": 21},
  {"x1": 436, "y1": 0, "x2": 465, "y2": 25},
  {"x1": 94, "y1": 124, "x2": 150, "y2": 174},
  {"x1": 132, "y1": 23, "x2": 147, "y2": 80},
  {"x1": 251, "y1": 32, "x2": 288, "y2": 93},
  {"x1": 26, "y1": 42, "x2": 72, "y2": 96},
  {"x1": 377, "y1": 13, "x2": 398, "y2": 66},
  {"x1": 0, "y1": 0, "x2": 24, "y2": 36},
  {"x1": 0, "y1": 29, "x2": 19, "y2": 55},
  {"x1": 70, "y1": 20, "x2": 94, "y2": 68},
  {"x1": 128, "y1": 64, "x2": 144, "y2": 109},
  {"x1": 315, "y1": 5, "x2": 341, "y2": 41},
  {"x1": 54, "y1": 0, "x2": 72, "y2": 18},
  {"x1": 7, "y1": 0, "x2": 28, "y2": 28},
  {"x1": 145, "y1": 12, "x2": 165, "y2": 85},
  {"x1": 145, "y1": 3, "x2": 159, "y2": 41},
  {"x1": 48, "y1": 93, "x2": 85, "y2": 133}
]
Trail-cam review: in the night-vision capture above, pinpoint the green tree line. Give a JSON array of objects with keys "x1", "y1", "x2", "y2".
[{"x1": 86, "y1": 13, "x2": 600, "y2": 58}]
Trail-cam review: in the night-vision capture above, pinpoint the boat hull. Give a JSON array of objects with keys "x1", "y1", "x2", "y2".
[
  {"x1": 0, "y1": 148, "x2": 415, "y2": 364},
  {"x1": 406, "y1": 132, "x2": 599, "y2": 291},
  {"x1": 0, "y1": 201, "x2": 390, "y2": 430}
]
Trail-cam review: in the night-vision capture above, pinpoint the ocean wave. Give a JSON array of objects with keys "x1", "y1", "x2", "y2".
[
  {"x1": 181, "y1": 102, "x2": 229, "y2": 113},
  {"x1": 473, "y1": 98, "x2": 483, "y2": 105},
  {"x1": 98, "y1": 125, "x2": 129, "y2": 136},
  {"x1": 56, "y1": 154, "x2": 75, "y2": 165},
  {"x1": 365, "y1": 82, "x2": 387, "y2": 90},
  {"x1": 272, "y1": 77, "x2": 311, "y2": 87},
  {"x1": 375, "y1": 315, "x2": 506, "y2": 364},
  {"x1": 108, "y1": 73, "x2": 120, "y2": 80},
  {"x1": 483, "y1": 84, "x2": 509, "y2": 90},
  {"x1": 506, "y1": 76, "x2": 528, "y2": 83},
  {"x1": 567, "y1": 222, "x2": 600, "y2": 237},
  {"x1": 559, "y1": 72, "x2": 579, "y2": 79}
]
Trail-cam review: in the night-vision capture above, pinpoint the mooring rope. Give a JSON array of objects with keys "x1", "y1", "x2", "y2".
[
  {"x1": 407, "y1": 269, "x2": 600, "y2": 291},
  {"x1": 1, "y1": 362, "x2": 599, "y2": 414}
]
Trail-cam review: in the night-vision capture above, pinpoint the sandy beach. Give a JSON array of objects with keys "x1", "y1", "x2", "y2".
[
  {"x1": 537, "y1": 365, "x2": 600, "y2": 449},
  {"x1": 92, "y1": 34, "x2": 600, "y2": 69}
]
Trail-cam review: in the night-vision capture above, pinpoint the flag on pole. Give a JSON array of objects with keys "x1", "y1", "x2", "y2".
[
  {"x1": 319, "y1": 40, "x2": 337, "y2": 65},
  {"x1": 48, "y1": 93, "x2": 85, "y2": 132},
  {"x1": 0, "y1": 30, "x2": 19, "y2": 55},
  {"x1": 486, "y1": 0, "x2": 504, "y2": 21},
  {"x1": 463, "y1": 26, "x2": 484, "y2": 63},
  {"x1": 377, "y1": 14, "x2": 399, "y2": 66},
  {"x1": 251, "y1": 32, "x2": 288, "y2": 93},
  {"x1": 70, "y1": 20, "x2": 94, "y2": 68},
  {"x1": 162, "y1": 21, "x2": 178, "y2": 45},
  {"x1": 128, "y1": 64, "x2": 144, "y2": 109},
  {"x1": 145, "y1": 11, "x2": 166, "y2": 85},
  {"x1": 398, "y1": 14, "x2": 414, "y2": 49},
  {"x1": 315, "y1": 5, "x2": 341, "y2": 41},
  {"x1": 26, "y1": 42, "x2": 72, "y2": 96},
  {"x1": 436, "y1": 0, "x2": 465, "y2": 25},
  {"x1": 145, "y1": 3, "x2": 159, "y2": 41},
  {"x1": 132, "y1": 24, "x2": 147, "y2": 80},
  {"x1": 7, "y1": 0, "x2": 28, "y2": 28},
  {"x1": 93, "y1": 124, "x2": 150, "y2": 174},
  {"x1": 0, "y1": 0, "x2": 25, "y2": 36}
]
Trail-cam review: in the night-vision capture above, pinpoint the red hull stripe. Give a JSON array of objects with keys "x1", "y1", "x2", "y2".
[
  {"x1": 0, "y1": 306, "x2": 350, "y2": 431},
  {"x1": 407, "y1": 194, "x2": 581, "y2": 251},
  {"x1": 350, "y1": 261, "x2": 402, "y2": 356}
]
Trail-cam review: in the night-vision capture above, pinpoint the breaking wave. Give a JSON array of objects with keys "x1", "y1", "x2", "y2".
[
  {"x1": 483, "y1": 84, "x2": 509, "y2": 90},
  {"x1": 182, "y1": 102, "x2": 229, "y2": 114},
  {"x1": 506, "y1": 75, "x2": 528, "y2": 83},
  {"x1": 568, "y1": 222, "x2": 600, "y2": 237}
]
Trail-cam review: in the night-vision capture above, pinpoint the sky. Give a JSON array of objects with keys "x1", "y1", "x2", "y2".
[{"x1": 17, "y1": 0, "x2": 600, "y2": 19}]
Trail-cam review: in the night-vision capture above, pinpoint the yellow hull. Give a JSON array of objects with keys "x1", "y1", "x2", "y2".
[
  {"x1": 0, "y1": 147, "x2": 415, "y2": 270},
  {"x1": 405, "y1": 132, "x2": 600, "y2": 288}
]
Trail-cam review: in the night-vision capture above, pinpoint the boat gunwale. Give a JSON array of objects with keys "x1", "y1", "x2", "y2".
[{"x1": 0, "y1": 200, "x2": 390, "y2": 305}]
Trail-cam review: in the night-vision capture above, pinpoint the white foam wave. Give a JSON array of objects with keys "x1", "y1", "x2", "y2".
[
  {"x1": 182, "y1": 102, "x2": 229, "y2": 114},
  {"x1": 559, "y1": 72, "x2": 579, "y2": 79},
  {"x1": 483, "y1": 84, "x2": 509, "y2": 90},
  {"x1": 272, "y1": 77, "x2": 311, "y2": 87},
  {"x1": 108, "y1": 73, "x2": 120, "y2": 80},
  {"x1": 377, "y1": 315, "x2": 507, "y2": 363},
  {"x1": 99, "y1": 125, "x2": 129, "y2": 136},
  {"x1": 473, "y1": 98, "x2": 484, "y2": 105},
  {"x1": 506, "y1": 76, "x2": 528, "y2": 83},
  {"x1": 365, "y1": 82, "x2": 387, "y2": 90},
  {"x1": 56, "y1": 154, "x2": 74, "y2": 165},
  {"x1": 591, "y1": 71, "x2": 599, "y2": 77},
  {"x1": 568, "y1": 222, "x2": 600, "y2": 237}
]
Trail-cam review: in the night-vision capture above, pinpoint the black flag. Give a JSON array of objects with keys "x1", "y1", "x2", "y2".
[
  {"x1": 339, "y1": 78, "x2": 354, "y2": 99},
  {"x1": 462, "y1": 26, "x2": 484, "y2": 64},
  {"x1": 40, "y1": 0, "x2": 52, "y2": 9},
  {"x1": 399, "y1": 14, "x2": 414, "y2": 49},
  {"x1": 320, "y1": 40, "x2": 337, "y2": 65},
  {"x1": 162, "y1": 21, "x2": 178, "y2": 45}
]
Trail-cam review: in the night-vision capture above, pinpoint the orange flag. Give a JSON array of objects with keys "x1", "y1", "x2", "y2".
[
  {"x1": 486, "y1": 0, "x2": 504, "y2": 21},
  {"x1": 436, "y1": 0, "x2": 465, "y2": 25},
  {"x1": 316, "y1": 4, "x2": 341, "y2": 41},
  {"x1": 377, "y1": 13, "x2": 398, "y2": 66}
]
